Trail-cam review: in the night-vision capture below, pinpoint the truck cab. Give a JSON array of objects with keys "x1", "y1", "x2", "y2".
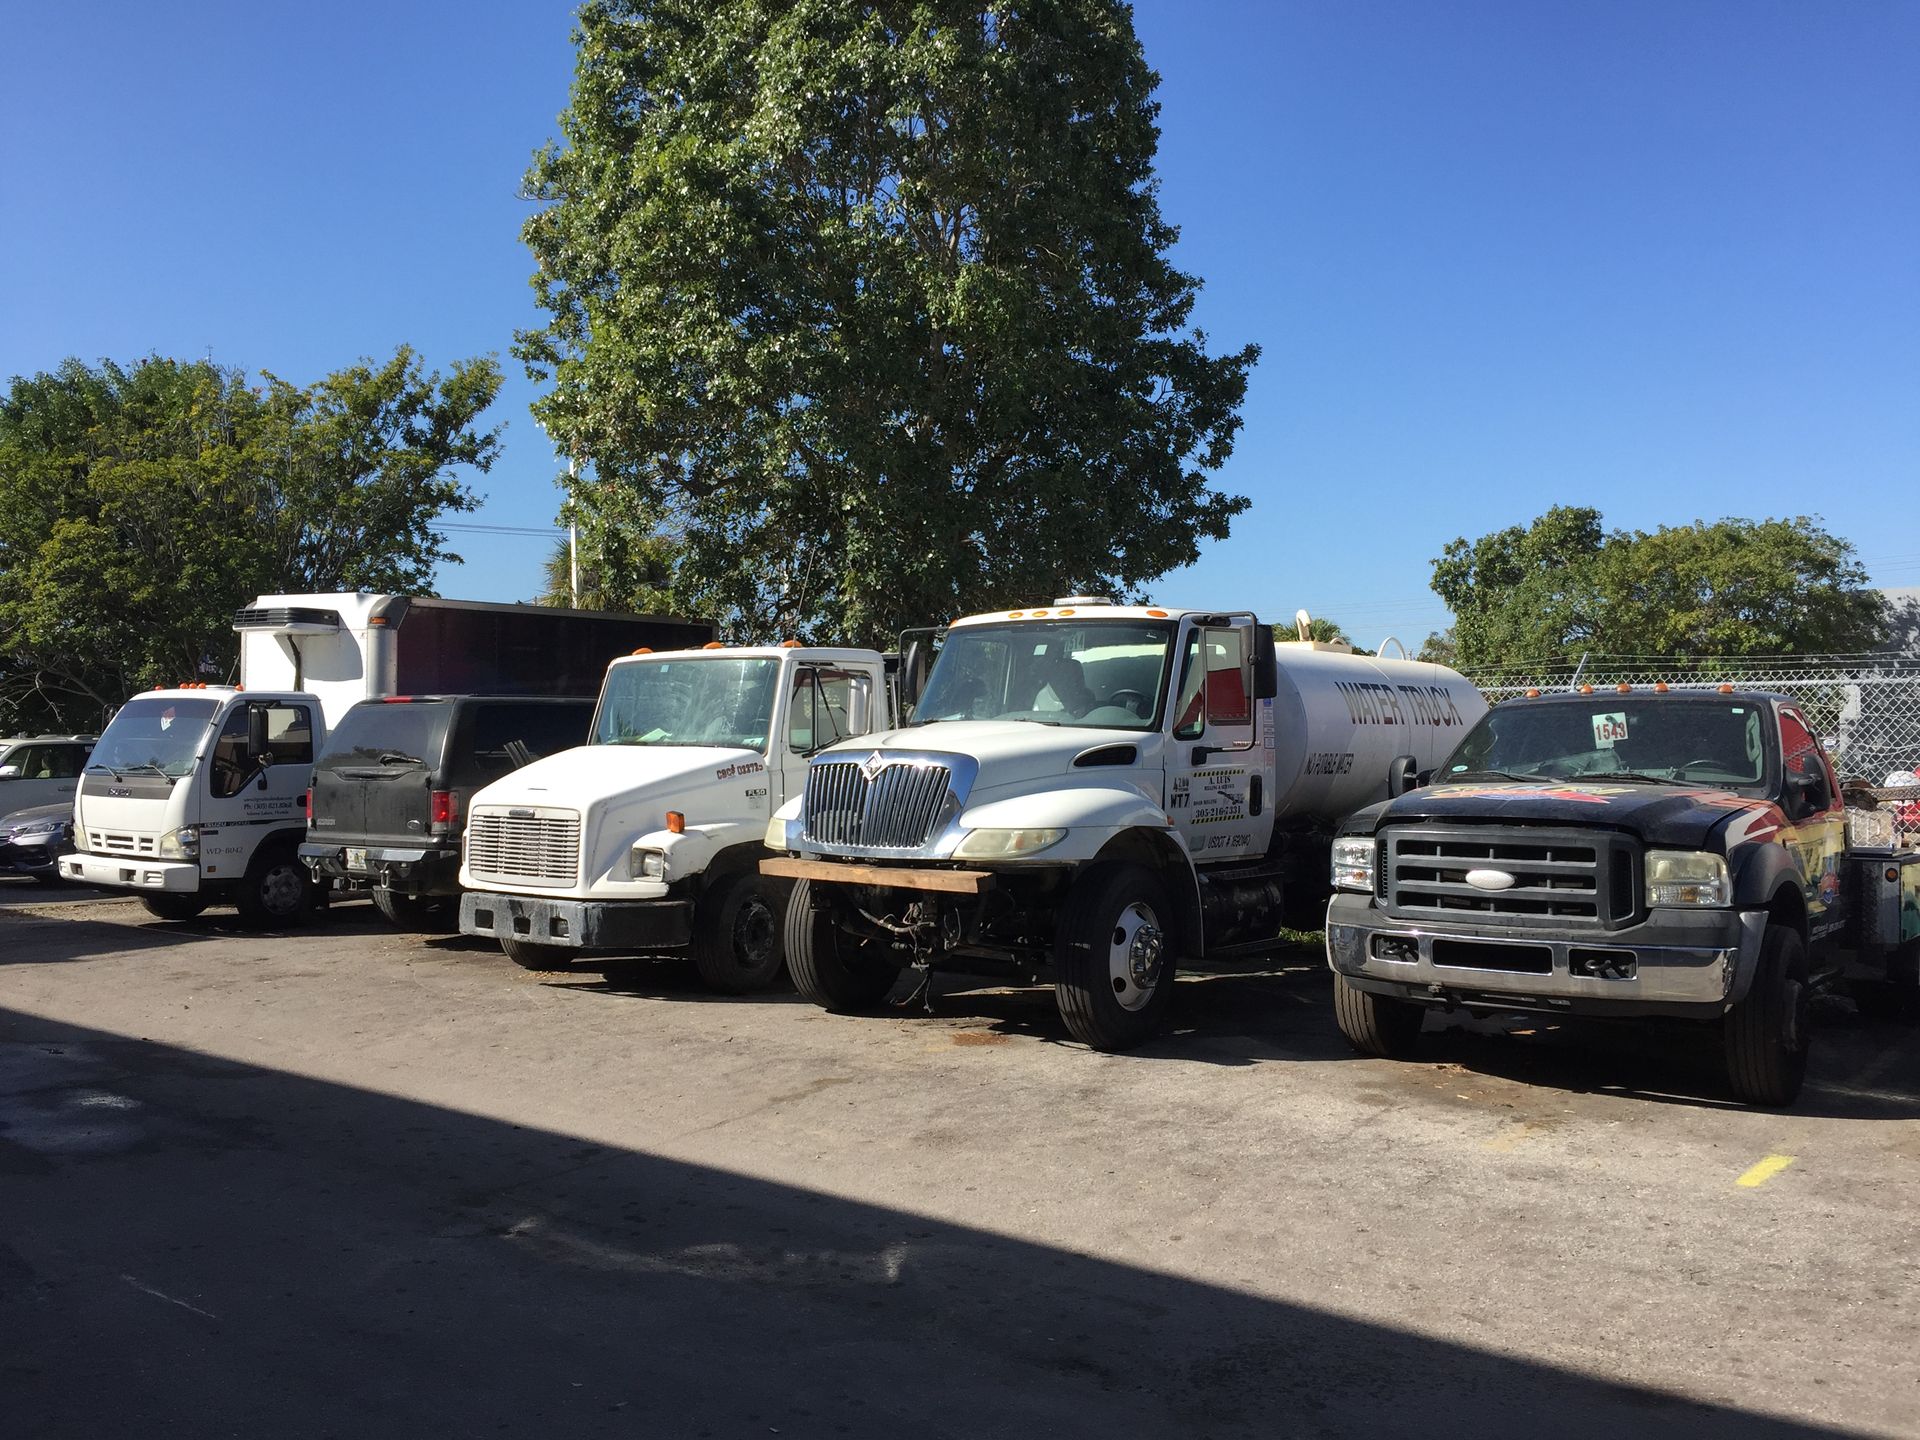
[
  {"x1": 1325, "y1": 685, "x2": 1917, "y2": 1106},
  {"x1": 457, "y1": 644, "x2": 892, "y2": 991},
  {"x1": 61, "y1": 688, "x2": 320, "y2": 925}
]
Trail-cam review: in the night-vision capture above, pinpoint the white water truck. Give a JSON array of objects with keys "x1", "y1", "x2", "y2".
[{"x1": 763, "y1": 600, "x2": 1487, "y2": 1048}]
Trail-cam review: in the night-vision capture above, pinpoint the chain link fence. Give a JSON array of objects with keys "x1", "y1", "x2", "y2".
[{"x1": 1461, "y1": 656, "x2": 1920, "y2": 788}]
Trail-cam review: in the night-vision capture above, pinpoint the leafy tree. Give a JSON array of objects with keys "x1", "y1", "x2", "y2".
[
  {"x1": 1431, "y1": 508, "x2": 1886, "y2": 667},
  {"x1": 537, "y1": 515, "x2": 681, "y2": 615},
  {"x1": 1272, "y1": 615, "x2": 1373, "y2": 655},
  {"x1": 0, "y1": 350, "x2": 501, "y2": 731},
  {"x1": 519, "y1": 0, "x2": 1258, "y2": 644}
]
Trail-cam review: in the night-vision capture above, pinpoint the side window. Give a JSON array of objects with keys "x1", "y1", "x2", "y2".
[
  {"x1": 1204, "y1": 628, "x2": 1251, "y2": 727},
  {"x1": 789, "y1": 669, "x2": 869, "y2": 753},
  {"x1": 470, "y1": 704, "x2": 592, "y2": 779},
  {"x1": 210, "y1": 710, "x2": 251, "y2": 797},
  {"x1": 1779, "y1": 709, "x2": 1836, "y2": 813},
  {"x1": 264, "y1": 705, "x2": 314, "y2": 766},
  {"x1": 1172, "y1": 631, "x2": 1205, "y2": 739},
  {"x1": 11, "y1": 745, "x2": 52, "y2": 778},
  {"x1": 49, "y1": 745, "x2": 86, "y2": 779}
]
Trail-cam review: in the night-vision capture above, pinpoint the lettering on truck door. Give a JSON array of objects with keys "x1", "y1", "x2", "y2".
[
  {"x1": 201, "y1": 702, "x2": 314, "y2": 876},
  {"x1": 1167, "y1": 624, "x2": 1274, "y2": 862}
]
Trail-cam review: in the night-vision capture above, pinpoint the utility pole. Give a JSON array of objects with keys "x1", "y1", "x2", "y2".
[{"x1": 567, "y1": 450, "x2": 580, "y2": 609}]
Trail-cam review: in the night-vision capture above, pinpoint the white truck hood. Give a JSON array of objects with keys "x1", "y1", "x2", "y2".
[
  {"x1": 471, "y1": 743, "x2": 763, "y2": 812},
  {"x1": 822, "y1": 721, "x2": 1152, "y2": 802}
]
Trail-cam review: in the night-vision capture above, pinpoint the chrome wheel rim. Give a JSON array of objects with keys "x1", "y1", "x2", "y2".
[{"x1": 1108, "y1": 901, "x2": 1164, "y2": 1012}]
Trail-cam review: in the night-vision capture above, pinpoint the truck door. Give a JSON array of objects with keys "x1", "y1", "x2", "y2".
[
  {"x1": 1166, "y1": 621, "x2": 1276, "y2": 864},
  {"x1": 1778, "y1": 705, "x2": 1847, "y2": 939},
  {"x1": 202, "y1": 700, "x2": 315, "y2": 874},
  {"x1": 778, "y1": 663, "x2": 879, "y2": 808}
]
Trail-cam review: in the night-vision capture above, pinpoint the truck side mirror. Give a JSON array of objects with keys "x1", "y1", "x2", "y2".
[
  {"x1": 1785, "y1": 767, "x2": 1828, "y2": 814},
  {"x1": 1252, "y1": 626, "x2": 1278, "y2": 700},
  {"x1": 900, "y1": 639, "x2": 932, "y2": 712},
  {"x1": 1387, "y1": 755, "x2": 1419, "y2": 797},
  {"x1": 246, "y1": 704, "x2": 270, "y2": 759}
]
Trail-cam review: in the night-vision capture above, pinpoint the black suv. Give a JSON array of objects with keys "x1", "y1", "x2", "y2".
[{"x1": 302, "y1": 695, "x2": 594, "y2": 929}]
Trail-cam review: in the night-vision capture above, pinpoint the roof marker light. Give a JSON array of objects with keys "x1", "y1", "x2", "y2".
[
  {"x1": 1525, "y1": 688, "x2": 1541, "y2": 698},
  {"x1": 703, "y1": 641, "x2": 725, "y2": 650},
  {"x1": 1617, "y1": 683, "x2": 1632, "y2": 693},
  {"x1": 666, "y1": 810, "x2": 685, "y2": 834},
  {"x1": 1718, "y1": 683, "x2": 1734, "y2": 693},
  {"x1": 1579, "y1": 684, "x2": 1594, "y2": 694},
  {"x1": 631, "y1": 647, "x2": 653, "y2": 655}
]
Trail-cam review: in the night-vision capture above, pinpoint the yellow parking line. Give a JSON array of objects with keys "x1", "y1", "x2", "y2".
[{"x1": 1735, "y1": 1154, "x2": 1796, "y2": 1188}]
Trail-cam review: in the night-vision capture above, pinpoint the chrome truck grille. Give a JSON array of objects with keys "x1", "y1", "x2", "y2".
[
  {"x1": 466, "y1": 809, "x2": 581, "y2": 887},
  {"x1": 802, "y1": 757, "x2": 954, "y2": 851},
  {"x1": 1384, "y1": 826, "x2": 1638, "y2": 927}
]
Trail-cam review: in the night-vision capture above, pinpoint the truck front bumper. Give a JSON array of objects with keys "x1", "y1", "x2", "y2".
[
  {"x1": 301, "y1": 842, "x2": 461, "y2": 895},
  {"x1": 459, "y1": 892, "x2": 693, "y2": 952},
  {"x1": 1325, "y1": 893, "x2": 1770, "y2": 1018},
  {"x1": 59, "y1": 852, "x2": 199, "y2": 893}
]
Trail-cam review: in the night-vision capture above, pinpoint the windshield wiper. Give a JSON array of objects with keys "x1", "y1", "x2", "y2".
[
  {"x1": 85, "y1": 761, "x2": 124, "y2": 781},
  {"x1": 1446, "y1": 769, "x2": 1549, "y2": 783},
  {"x1": 1602, "y1": 772, "x2": 1690, "y2": 785},
  {"x1": 376, "y1": 752, "x2": 424, "y2": 766}
]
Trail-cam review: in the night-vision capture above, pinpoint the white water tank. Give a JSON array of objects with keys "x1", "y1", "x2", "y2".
[{"x1": 1266, "y1": 645, "x2": 1488, "y2": 821}]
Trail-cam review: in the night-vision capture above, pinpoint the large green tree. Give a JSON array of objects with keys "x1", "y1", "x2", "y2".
[
  {"x1": 0, "y1": 349, "x2": 501, "y2": 731},
  {"x1": 518, "y1": 0, "x2": 1258, "y2": 643},
  {"x1": 1432, "y1": 507, "x2": 1887, "y2": 667}
]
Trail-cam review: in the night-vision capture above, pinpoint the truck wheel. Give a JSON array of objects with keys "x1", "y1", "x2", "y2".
[
  {"x1": 140, "y1": 893, "x2": 208, "y2": 922},
  {"x1": 1724, "y1": 923, "x2": 1811, "y2": 1107},
  {"x1": 1054, "y1": 864, "x2": 1178, "y2": 1052},
  {"x1": 1331, "y1": 972, "x2": 1425, "y2": 1058},
  {"x1": 692, "y1": 871, "x2": 788, "y2": 994},
  {"x1": 235, "y1": 846, "x2": 314, "y2": 930},
  {"x1": 785, "y1": 879, "x2": 900, "y2": 1012},
  {"x1": 499, "y1": 935, "x2": 574, "y2": 972},
  {"x1": 371, "y1": 887, "x2": 458, "y2": 933}
]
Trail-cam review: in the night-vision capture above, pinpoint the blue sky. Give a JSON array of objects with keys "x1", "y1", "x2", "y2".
[{"x1": 3, "y1": 1, "x2": 1914, "y2": 648}]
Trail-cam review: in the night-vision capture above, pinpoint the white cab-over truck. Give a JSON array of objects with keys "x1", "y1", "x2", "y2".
[
  {"x1": 457, "y1": 644, "x2": 893, "y2": 991},
  {"x1": 61, "y1": 593, "x2": 708, "y2": 925},
  {"x1": 762, "y1": 600, "x2": 1488, "y2": 1048}
]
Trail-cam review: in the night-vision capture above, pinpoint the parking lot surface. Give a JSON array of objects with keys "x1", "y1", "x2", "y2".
[{"x1": 2, "y1": 884, "x2": 1916, "y2": 1438}]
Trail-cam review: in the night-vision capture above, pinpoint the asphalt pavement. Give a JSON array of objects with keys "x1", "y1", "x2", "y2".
[{"x1": 2, "y1": 884, "x2": 1916, "y2": 1437}]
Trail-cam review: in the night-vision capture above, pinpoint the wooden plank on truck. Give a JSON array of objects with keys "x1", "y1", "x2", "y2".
[{"x1": 761, "y1": 857, "x2": 995, "y2": 894}]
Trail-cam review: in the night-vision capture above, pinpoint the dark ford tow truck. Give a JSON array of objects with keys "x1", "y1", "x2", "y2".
[{"x1": 1325, "y1": 686, "x2": 1920, "y2": 1106}]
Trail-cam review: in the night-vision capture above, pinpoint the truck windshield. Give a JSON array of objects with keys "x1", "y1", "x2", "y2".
[
  {"x1": 89, "y1": 697, "x2": 221, "y2": 779},
  {"x1": 914, "y1": 622, "x2": 1174, "y2": 731},
  {"x1": 593, "y1": 657, "x2": 781, "y2": 750},
  {"x1": 1442, "y1": 698, "x2": 1772, "y2": 790}
]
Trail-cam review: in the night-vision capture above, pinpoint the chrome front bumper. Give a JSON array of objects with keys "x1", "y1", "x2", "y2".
[{"x1": 1325, "y1": 894, "x2": 1770, "y2": 1014}]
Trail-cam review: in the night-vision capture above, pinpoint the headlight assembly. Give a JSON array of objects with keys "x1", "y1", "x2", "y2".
[
  {"x1": 951, "y1": 827, "x2": 1067, "y2": 859},
  {"x1": 6, "y1": 817, "x2": 68, "y2": 841},
  {"x1": 630, "y1": 846, "x2": 667, "y2": 882},
  {"x1": 1331, "y1": 836, "x2": 1376, "y2": 893},
  {"x1": 157, "y1": 825, "x2": 200, "y2": 860},
  {"x1": 1645, "y1": 850, "x2": 1730, "y2": 907}
]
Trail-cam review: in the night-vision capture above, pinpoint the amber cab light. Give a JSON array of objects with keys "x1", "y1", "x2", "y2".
[{"x1": 666, "y1": 810, "x2": 686, "y2": 834}]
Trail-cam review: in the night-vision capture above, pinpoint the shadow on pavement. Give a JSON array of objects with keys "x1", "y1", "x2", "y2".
[{"x1": 0, "y1": 1005, "x2": 1862, "y2": 1438}]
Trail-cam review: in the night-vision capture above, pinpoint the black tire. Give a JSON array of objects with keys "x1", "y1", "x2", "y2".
[
  {"x1": 1331, "y1": 972, "x2": 1426, "y2": 1058},
  {"x1": 1054, "y1": 863, "x2": 1178, "y2": 1051},
  {"x1": 692, "y1": 870, "x2": 788, "y2": 994},
  {"x1": 500, "y1": 934, "x2": 574, "y2": 972},
  {"x1": 370, "y1": 886, "x2": 458, "y2": 933},
  {"x1": 140, "y1": 893, "x2": 208, "y2": 922},
  {"x1": 785, "y1": 879, "x2": 901, "y2": 1012},
  {"x1": 1724, "y1": 923, "x2": 1811, "y2": 1107},
  {"x1": 235, "y1": 845, "x2": 315, "y2": 930}
]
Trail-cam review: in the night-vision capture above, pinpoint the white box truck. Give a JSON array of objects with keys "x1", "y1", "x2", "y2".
[
  {"x1": 60, "y1": 593, "x2": 709, "y2": 925},
  {"x1": 458, "y1": 643, "x2": 894, "y2": 992},
  {"x1": 763, "y1": 599, "x2": 1487, "y2": 1049}
]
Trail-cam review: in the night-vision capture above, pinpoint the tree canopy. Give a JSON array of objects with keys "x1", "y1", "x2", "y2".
[
  {"x1": 518, "y1": 0, "x2": 1258, "y2": 644},
  {"x1": 0, "y1": 349, "x2": 501, "y2": 731},
  {"x1": 1431, "y1": 507, "x2": 1888, "y2": 668}
]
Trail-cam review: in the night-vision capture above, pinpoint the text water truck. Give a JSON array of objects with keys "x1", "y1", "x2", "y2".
[
  {"x1": 458, "y1": 643, "x2": 894, "y2": 992},
  {"x1": 61, "y1": 593, "x2": 710, "y2": 926},
  {"x1": 760, "y1": 600, "x2": 1487, "y2": 1049},
  {"x1": 1324, "y1": 685, "x2": 1920, "y2": 1107}
]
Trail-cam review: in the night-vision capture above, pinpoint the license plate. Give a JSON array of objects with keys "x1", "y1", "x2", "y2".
[{"x1": 344, "y1": 847, "x2": 370, "y2": 872}]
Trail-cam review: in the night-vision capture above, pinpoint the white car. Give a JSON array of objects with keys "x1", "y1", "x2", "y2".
[{"x1": 0, "y1": 735, "x2": 94, "y2": 825}]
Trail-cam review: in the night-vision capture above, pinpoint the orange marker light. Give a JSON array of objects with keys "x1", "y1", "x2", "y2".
[
  {"x1": 631, "y1": 646, "x2": 653, "y2": 655},
  {"x1": 1654, "y1": 681, "x2": 1669, "y2": 693},
  {"x1": 1525, "y1": 688, "x2": 1541, "y2": 698},
  {"x1": 703, "y1": 641, "x2": 725, "y2": 650},
  {"x1": 1058, "y1": 608, "x2": 1075, "y2": 616},
  {"x1": 1617, "y1": 683, "x2": 1632, "y2": 693},
  {"x1": 1579, "y1": 684, "x2": 1594, "y2": 694},
  {"x1": 1031, "y1": 609, "x2": 1049, "y2": 617},
  {"x1": 666, "y1": 810, "x2": 685, "y2": 834},
  {"x1": 1009, "y1": 611, "x2": 1025, "y2": 619},
  {"x1": 1147, "y1": 609, "x2": 1168, "y2": 618},
  {"x1": 1718, "y1": 683, "x2": 1734, "y2": 694},
  {"x1": 780, "y1": 638, "x2": 801, "y2": 648}
]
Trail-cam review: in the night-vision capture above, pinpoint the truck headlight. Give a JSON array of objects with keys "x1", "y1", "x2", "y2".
[
  {"x1": 1331, "y1": 836, "x2": 1376, "y2": 893},
  {"x1": 1645, "y1": 850, "x2": 1730, "y2": 907},
  {"x1": 630, "y1": 846, "x2": 667, "y2": 881},
  {"x1": 952, "y1": 827, "x2": 1066, "y2": 859},
  {"x1": 764, "y1": 815, "x2": 787, "y2": 851},
  {"x1": 158, "y1": 825, "x2": 200, "y2": 860}
]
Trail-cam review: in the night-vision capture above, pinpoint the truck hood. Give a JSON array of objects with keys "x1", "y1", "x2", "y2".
[
  {"x1": 469, "y1": 743, "x2": 765, "y2": 812},
  {"x1": 822, "y1": 721, "x2": 1151, "y2": 800},
  {"x1": 1375, "y1": 780, "x2": 1774, "y2": 849}
]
